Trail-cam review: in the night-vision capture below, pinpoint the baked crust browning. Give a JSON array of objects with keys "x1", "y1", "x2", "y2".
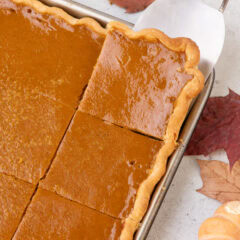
[{"x1": 9, "y1": 0, "x2": 106, "y2": 36}]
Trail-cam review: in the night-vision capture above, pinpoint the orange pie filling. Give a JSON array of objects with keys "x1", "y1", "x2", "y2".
[
  {"x1": 0, "y1": 173, "x2": 35, "y2": 239},
  {"x1": 0, "y1": 0, "x2": 105, "y2": 109},
  {"x1": 0, "y1": 0, "x2": 105, "y2": 184},
  {"x1": 0, "y1": 83, "x2": 76, "y2": 184},
  {"x1": 13, "y1": 189, "x2": 124, "y2": 240},
  {"x1": 40, "y1": 111, "x2": 163, "y2": 219},
  {"x1": 80, "y1": 23, "x2": 196, "y2": 140},
  {"x1": 0, "y1": 0, "x2": 204, "y2": 239}
]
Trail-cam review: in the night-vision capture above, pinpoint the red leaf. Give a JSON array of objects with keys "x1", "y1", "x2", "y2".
[
  {"x1": 110, "y1": 0, "x2": 154, "y2": 13},
  {"x1": 186, "y1": 89, "x2": 240, "y2": 168}
]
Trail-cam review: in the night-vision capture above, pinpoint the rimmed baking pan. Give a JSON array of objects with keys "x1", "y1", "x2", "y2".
[{"x1": 39, "y1": 0, "x2": 215, "y2": 238}]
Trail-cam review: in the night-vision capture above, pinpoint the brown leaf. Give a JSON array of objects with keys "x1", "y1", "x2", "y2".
[
  {"x1": 110, "y1": 0, "x2": 154, "y2": 13},
  {"x1": 197, "y1": 159, "x2": 240, "y2": 203}
]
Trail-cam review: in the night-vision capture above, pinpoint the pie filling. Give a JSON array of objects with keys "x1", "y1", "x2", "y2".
[
  {"x1": 0, "y1": 0, "x2": 104, "y2": 184},
  {"x1": 0, "y1": 0, "x2": 105, "y2": 108},
  {"x1": 40, "y1": 111, "x2": 163, "y2": 219},
  {"x1": 13, "y1": 189, "x2": 123, "y2": 240},
  {"x1": 0, "y1": 83, "x2": 75, "y2": 184},
  {"x1": 80, "y1": 27, "x2": 193, "y2": 140},
  {"x1": 0, "y1": 0, "x2": 203, "y2": 239},
  {"x1": 0, "y1": 173, "x2": 35, "y2": 239}
]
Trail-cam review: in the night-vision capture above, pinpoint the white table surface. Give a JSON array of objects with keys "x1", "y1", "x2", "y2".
[{"x1": 72, "y1": 1, "x2": 240, "y2": 239}]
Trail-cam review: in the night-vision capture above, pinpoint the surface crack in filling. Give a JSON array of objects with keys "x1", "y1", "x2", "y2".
[{"x1": 0, "y1": 0, "x2": 204, "y2": 239}]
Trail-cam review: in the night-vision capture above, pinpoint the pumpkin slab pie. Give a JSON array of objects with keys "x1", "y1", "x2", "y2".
[
  {"x1": 80, "y1": 22, "x2": 204, "y2": 140},
  {"x1": 1, "y1": 0, "x2": 204, "y2": 239},
  {"x1": 0, "y1": 0, "x2": 105, "y2": 109},
  {"x1": 0, "y1": 173, "x2": 35, "y2": 239},
  {"x1": 13, "y1": 188, "x2": 124, "y2": 240}
]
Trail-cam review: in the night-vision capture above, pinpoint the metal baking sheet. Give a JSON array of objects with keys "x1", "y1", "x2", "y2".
[
  {"x1": 40, "y1": 0, "x2": 133, "y2": 27},
  {"x1": 39, "y1": 0, "x2": 215, "y2": 238},
  {"x1": 135, "y1": 70, "x2": 214, "y2": 240}
]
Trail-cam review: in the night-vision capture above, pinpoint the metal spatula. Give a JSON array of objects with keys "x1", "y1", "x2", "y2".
[{"x1": 134, "y1": 0, "x2": 229, "y2": 78}]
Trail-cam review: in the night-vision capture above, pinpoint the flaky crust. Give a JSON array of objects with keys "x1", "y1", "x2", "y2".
[
  {"x1": 11, "y1": 0, "x2": 106, "y2": 36},
  {"x1": 106, "y1": 22, "x2": 205, "y2": 240}
]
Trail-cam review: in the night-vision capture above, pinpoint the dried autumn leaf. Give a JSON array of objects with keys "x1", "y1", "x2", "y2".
[
  {"x1": 197, "y1": 159, "x2": 240, "y2": 203},
  {"x1": 186, "y1": 90, "x2": 240, "y2": 168},
  {"x1": 110, "y1": 0, "x2": 154, "y2": 13}
]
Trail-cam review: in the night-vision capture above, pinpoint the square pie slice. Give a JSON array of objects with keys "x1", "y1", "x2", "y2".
[
  {"x1": 0, "y1": 0, "x2": 105, "y2": 109},
  {"x1": 0, "y1": 83, "x2": 74, "y2": 184},
  {"x1": 80, "y1": 22, "x2": 204, "y2": 140},
  {"x1": 0, "y1": 173, "x2": 35, "y2": 239},
  {"x1": 13, "y1": 188, "x2": 124, "y2": 240},
  {"x1": 41, "y1": 111, "x2": 163, "y2": 219}
]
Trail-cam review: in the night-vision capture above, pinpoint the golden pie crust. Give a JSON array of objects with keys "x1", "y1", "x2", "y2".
[
  {"x1": 1, "y1": 0, "x2": 204, "y2": 239},
  {"x1": 8, "y1": 0, "x2": 106, "y2": 36}
]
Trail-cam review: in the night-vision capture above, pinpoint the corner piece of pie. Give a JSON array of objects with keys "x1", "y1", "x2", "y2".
[
  {"x1": 80, "y1": 21, "x2": 204, "y2": 142},
  {"x1": 0, "y1": 0, "x2": 204, "y2": 239}
]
